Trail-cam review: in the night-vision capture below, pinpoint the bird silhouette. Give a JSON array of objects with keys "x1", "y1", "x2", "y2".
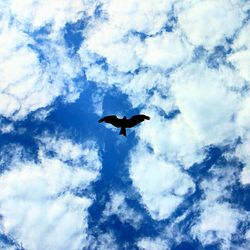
[{"x1": 98, "y1": 114, "x2": 150, "y2": 136}]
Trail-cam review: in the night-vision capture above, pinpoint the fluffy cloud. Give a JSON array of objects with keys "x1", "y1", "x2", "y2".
[
  {"x1": 176, "y1": 0, "x2": 246, "y2": 49},
  {"x1": 1, "y1": 0, "x2": 250, "y2": 248},
  {"x1": 0, "y1": 24, "x2": 81, "y2": 119},
  {"x1": 0, "y1": 135, "x2": 101, "y2": 250},
  {"x1": 82, "y1": 0, "x2": 191, "y2": 74},
  {"x1": 129, "y1": 143, "x2": 195, "y2": 220},
  {"x1": 192, "y1": 203, "x2": 242, "y2": 248},
  {"x1": 6, "y1": 0, "x2": 92, "y2": 34},
  {"x1": 170, "y1": 62, "x2": 243, "y2": 145},
  {"x1": 101, "y1": 0, "x2": 174, "y2": 35},
  {"x1": 38, "y1": 135, "x2": 101, "y2": 170},
  {"x1": 138, "y1": 110, "x2": 204, "y2": 168},
  {"x1": 80, "y1": 1, "x2": 250, "y2": 232},
  {"x1": 191, "y1": 167, "x2": 245, "y2": 249},
  {"x1": 136, "y1": 31, "x2": 193, "y2": 70},
  {"x1": 0, "y1": 0, "x2": 87, "y2": 120}
]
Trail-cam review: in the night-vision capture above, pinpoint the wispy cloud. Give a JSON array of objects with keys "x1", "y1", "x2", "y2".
[{"x1": 103, "y1": 192, "x2": 143, "y2": 229}]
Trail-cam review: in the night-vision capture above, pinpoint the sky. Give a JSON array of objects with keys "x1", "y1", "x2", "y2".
[{"x1": 0, "y1": 0, "x2": 250, "y2": 249}]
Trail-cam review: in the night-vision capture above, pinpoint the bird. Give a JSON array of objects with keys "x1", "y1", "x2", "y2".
[{"x1": 98, "y1": 114, "x2": 150, "y2": 136}]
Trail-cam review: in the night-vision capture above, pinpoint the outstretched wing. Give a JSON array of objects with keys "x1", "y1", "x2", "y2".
[
  {"x1": 98, "y1": 115, "x2": 122, "y2": 127},
  {"x1": 126, "y1": 114, "x2": 150, "y2": 128}
]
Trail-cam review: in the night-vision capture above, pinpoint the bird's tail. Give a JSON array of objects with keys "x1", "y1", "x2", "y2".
[{"x1": 119, "y1": 127, "x2": 126, "y2": 136}]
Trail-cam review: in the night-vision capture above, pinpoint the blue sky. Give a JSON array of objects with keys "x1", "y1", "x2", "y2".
[{"x1": 0, "y1": 0, "x2": 250, "y2": 249}]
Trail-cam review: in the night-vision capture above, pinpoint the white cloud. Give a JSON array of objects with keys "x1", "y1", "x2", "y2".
[
  {"x1": 137, "y1": 237, "x2": 169, "y2": 250},
  {"x1": 127, "y1": 62, "x2": 247, "y2": 221},
  {"x1": 0, "y1": 135, "x2": 102, "y2": 250},
  {"x1": 32, "y1": 107, "x2": 53, "y2": 121},
  {"x1": 81, "y1": 0, "x2": 249, "y2": 171},
  {"x1": 86, "y1": 31, "x2": 141, "y2": 72},
  {"x1": 192, "y1": 203, "x2": 242, "y2": 249},
  {"x1": 246, "y1": 230, "x2": 250, "y2": 240},
  {"x1": 0, "y1": 1, "x2": 86, "y2": 120},
  {"x1": 1, "y1": 0, "x2": 249, "y2": 247},
  {"x1": 78, "y1": 3, "x2": 250, "y2": 247},
  {"x1": 136, "y1": 31, "x2": 193, "y2": 70},
  {"x1": 235, "y1": 135, "x2": 250, "y2": 185},
  {"x1": 38, "y1": 135, "x2": 101, "y2": 169},
  {"x1": 235, "y1": 88, "x2": 250, "y2": 185},
  {"x1": 138, "y1": 110, "x2": 205, "y2": 168},
  {"x1": 7, "y1": 0, "x2": 89, "y2": 34},
  {"x1": 101, "y1": 0, "x2": 174, "y2": 36},
  {"x1": 91, "y1": 90, "x2": 104, "y2": 115},
  {"x1": 129, "y1": 143, "x2": 195, "y2": 220},
  {"x1": 0, "y1": 241, "x2": 16, "y2": 250},
  {"x1": 121, "y1": 69, "x2": 171, "y2": 107},
  {"x1": 191, "y1": 166, "x2": 245, "y2": 249},
  {"x1": 228, "y1": 22, "x2": 250, "y2": 82},
  {"x1": 0, "y1": 25, "x2": 80, "y2": 119},
  {"x1": 0, "y1": 123, "x2": 14, "y2": 134},
  {"x1": 235, "y1": 118, "x2": 250, "y2": 146},
  {"x1": 240, "y1": 166, "x2": 250, "y2": 185},
  {"x1": 82, "y1": 0, "x2": 189, "y2": 74},
  {"x1": 103, "y1": 192, "x2": 143, "y2": 229},
  {"x1": 88, "y1": 233, "x2": 118, "y2": 250},
  {"x1": 170, "y1": 62, "x2": 242, "y2": 145},
  {"x1": 176, "y1": 0, "x2": 245, "y2": 49}
]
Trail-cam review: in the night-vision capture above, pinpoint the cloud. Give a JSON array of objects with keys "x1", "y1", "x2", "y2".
[
  {"x1": 135, "y1": 31, "x2": 193, "y2": 70},
  {"x1": 0, "y1": 123, "x2": 14, "y2": 134},
  {"x1": 6, "y1": 0, "x2": 89, "y2": 34},
  {"x1": 129, "y1": 143, "x2": 195, "y2": 220},
  {"x1": 234, "y1": 65, "x2": 250, "y2": 185},
  {"x1": 32, "y1": 107, "x2": 53, "y2": 121},
  {"x1": 228, "y1": 22, "x2": 250, "y2": 82},
  {"x1": 86, "y1": 31, "x2": 141, "y2": 73},
  {"x1": 137, "y1": 237, "x2": 169, "y2": 250},
  {"x1": 192, "y1": 203, "x2": 242, "y2": 248},
  {"x1": 240, "y1": 165, "x2": 250, "y2": 185},
  {"x1": 0, "y1": 0, "x2": 88, "y2": 120},
  {"x1": 1, "y1": 0, "x2": 250, "y2": 248},
  {"x1": 81, "y1": 0, "x2": 191, "y2": 75},
  {"x1": 87, "y1": 233, "x2": 118, "y2": 250},
  {"x1": 0, "y1": 24, "x2": 81, "y2": 119},
  {"x1": 137, "y1": 109, "x2": 205, "y2": 168},
  {"x1": 80, "y1": 1, "x2": 250, "y2": 231},
  {"x1": 121, "y1": 69, "x2": 171, "y2": 107},
  {"x1": 170, "y1": 62, "x2": 243, "y2": 145},
  {"x1": 0, "y1": 135, "x2": 102, "y2": 250},
  {"x1": 103, "y1": 192, "x2": 143, "y2": 229},
  {"x1": 235, "y1": 134, "x2": 250, "y2": 185},
  {"x1": 101, "y1": 0, "x2": 174, "y2": 36},
  {"x1": 191, "y1": 166, "x2": 245, "y2": 249},
  {"x1": 176, "y1": 0, "x2": 246, "y2": 49}
]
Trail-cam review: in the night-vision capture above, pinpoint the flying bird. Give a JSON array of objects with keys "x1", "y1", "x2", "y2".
[{"x1": 98, "y1": 114, "x2": 150, "y2": 136}]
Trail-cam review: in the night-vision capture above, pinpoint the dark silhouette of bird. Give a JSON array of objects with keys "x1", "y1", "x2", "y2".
[{"x1": 98, "y1": 114, "x2": 150, "y2": 136}]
